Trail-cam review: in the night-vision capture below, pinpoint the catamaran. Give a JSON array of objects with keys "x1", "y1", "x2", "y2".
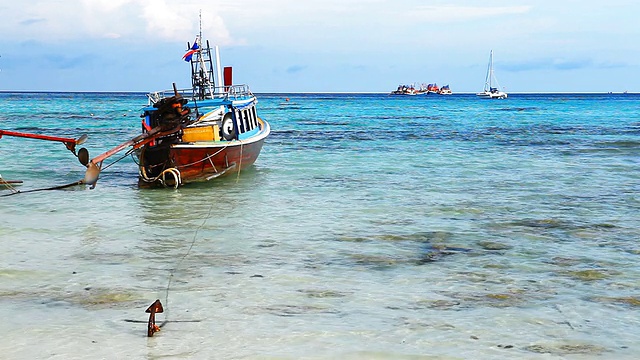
[{"x1": 476, "y1": 50, "x2": 507, "y2": 99}]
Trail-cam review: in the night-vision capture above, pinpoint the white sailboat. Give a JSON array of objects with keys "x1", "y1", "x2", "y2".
[{"x1": 476, "y1": 50, "x2": 507, "y2": 99}]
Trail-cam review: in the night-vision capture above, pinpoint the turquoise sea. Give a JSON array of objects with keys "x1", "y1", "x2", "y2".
[{"x1": 1, "y1": 92, "x2": 639, "y2": 359}]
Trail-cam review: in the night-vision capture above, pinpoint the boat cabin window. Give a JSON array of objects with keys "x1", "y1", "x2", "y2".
[
  {"x1": 243, "y1": 109, "x2": 251, "y2": 131},
  {"x1": 246, "y1": 108, "x2": 254, "y2": 131},
  {"x1": 251, "y1": 106, "x2": 258, "y2": 128},
  {"x1": 236, "y1": 110, "x2": 246, "y2": 133}
]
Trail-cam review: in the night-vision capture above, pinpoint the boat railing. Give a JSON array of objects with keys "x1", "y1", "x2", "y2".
[{"x1": 147, "y1": 84, "x2": 253, "y2": 106}]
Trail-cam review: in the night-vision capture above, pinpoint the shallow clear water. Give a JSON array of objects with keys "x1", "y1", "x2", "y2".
[{"x1": 1, "y1": 92, "x2": 639, "y2": 359}]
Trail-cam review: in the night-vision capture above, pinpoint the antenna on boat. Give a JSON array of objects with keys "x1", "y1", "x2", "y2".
[
  {"x1": 215, "y1": 46, "x2": 222, "y2": 95},
  {"x1": 198, "y1": 9, "x2": 222, "y2": 96},
  {"x1": 195, "y1": 10, "x2": 215, "y2": 98},
  {"x1": 198, "y1": 10, "x2": 204, "y2": 60}
]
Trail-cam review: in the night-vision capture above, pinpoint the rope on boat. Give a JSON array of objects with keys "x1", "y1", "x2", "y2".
[
  {"x1": 176, "y1": 144, "x2": 229, "y2": 169},
  {"x1": 160, "y1": 168, "x2": 181, "y2": 189},
  {"x1": 236, "y1": 140, "x2": 244, "y2": 183},
  {"x1": 138, "y1": 144, "x2": 231, "y2": 187},
  {"x1": 138, "y1": 165, "x2": 181, "y2": 188},
  {"x1": 100, "y1": 148, "x2": 136, "y2": 171}
]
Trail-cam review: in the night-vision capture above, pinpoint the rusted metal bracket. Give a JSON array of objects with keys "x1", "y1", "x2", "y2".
[{"x1": 145, "y1": 299, "x2": 164, "y2": 337}]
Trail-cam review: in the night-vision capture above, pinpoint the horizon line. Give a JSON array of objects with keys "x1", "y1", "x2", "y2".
[{"x1": 0, "y1": 90, "x2": 636, "y2": 95}]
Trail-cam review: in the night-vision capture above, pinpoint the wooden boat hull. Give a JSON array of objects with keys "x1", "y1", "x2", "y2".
[
  {"x1": 137, "y1": 118, "x2": 270, "y2": 187},
  {"x1": 170, "y1": 135, "x2": 266, "y2": 181}
]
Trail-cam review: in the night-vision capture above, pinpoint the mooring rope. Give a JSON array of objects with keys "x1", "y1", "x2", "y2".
[
  {"x1": 160, "y1": 197, "x2": 216, "y2": 329},
  {"x1": 235, "y1": 140, "x2": 244, "y2": 183},
  {"x1": 1, "y1": 146, "x2": 136, "y2": 197},
  {"x1": 0, "y1": 179, "x2": 84, "y2": 197}
]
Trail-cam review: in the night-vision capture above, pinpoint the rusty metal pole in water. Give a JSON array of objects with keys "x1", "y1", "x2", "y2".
[{"x1": 146, "y1": 299, "x2": 164, "y2": 337}]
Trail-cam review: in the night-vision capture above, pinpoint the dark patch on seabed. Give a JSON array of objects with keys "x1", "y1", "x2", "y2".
[
  {"x1": 495, "y1": 106, "x2": 540, "y2": 112},
  {"x1": 271, "y1": 129, "x2": 382, "y2": 144},
  {"x1": 523, "y1": 343, "x2": 607, "y2": 356},
  {"x1": 492, "y1": 218, "x2": 621, "y2": 234},
  {"x1": 504, "y1": 218, "x2": 574, "y2": 229},
  {"x1": 415, "y1": 242, "x2": 472, "y2": 265},
  {"x1": 294, "y1": 120, "x2": 351, "y2": 126},
  {"x1": 244, "y1": 304, "x2": 339, "y2": 317},
  {"x1": 594, "y1": 139, "x2": 640, "y2": 148},
  {"x1": 365, "y1": 114, "x2": 443, "y2": 121},
  {"x1": 408, "y1": 290, "x2": 536, "y2": 310},
  {"x1": 336, "y1": 231, "x2": 455, "y2": 244},
  {"x1": 298, "y1": 289, "x2": 349, "y2": 299},
  {"x1": 335, "y1": 231, "x2": 489, "y2": 268},
  {"x1": 587, "y1": 295, "x2": 640, "y2": 307},
  {"x1": 0, "y1": 286, "x2": 146, "y2": 310},
  {"x1": 400, "y1": 278, "x2": 558, "y2": 311},
  {"x1": 276, "y1": 105, "x2": 305, "y2": 110}
]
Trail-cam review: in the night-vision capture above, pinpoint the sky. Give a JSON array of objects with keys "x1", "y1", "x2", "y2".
[{"x1": 0, "y1": 0, "x2": 638, "y2": 93}]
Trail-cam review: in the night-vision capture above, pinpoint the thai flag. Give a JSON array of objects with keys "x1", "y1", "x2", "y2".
[{"x1": 182, "y1": 40, "x2": 200, "y2": 62}]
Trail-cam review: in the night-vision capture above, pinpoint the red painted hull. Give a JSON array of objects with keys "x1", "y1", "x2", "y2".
[
  {"x1": 171, "y1": 137, "x2": 266, "y2": 181},
  {"x1": 137, "y1": 119, "x2": 269, "y2": 187}
]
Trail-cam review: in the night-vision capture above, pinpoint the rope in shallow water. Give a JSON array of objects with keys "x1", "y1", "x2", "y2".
[
  {"x1": 1, "y1": 147, "x2": 135, "y2": 197},
  {"x1": 159, "y1": 196, "x2": 217, "y2": 330},
  {"x1": 162, "y1": 139, "x2": 245, "y2": 325},
  {"x1": 0, "y1": 179, "x2": 84, "y2": 197}
]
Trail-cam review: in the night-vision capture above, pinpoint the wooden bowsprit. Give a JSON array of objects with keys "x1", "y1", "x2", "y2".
[
  {"x1": 0, "y1": 130, "x2": 87, "y2": 156},
  {"x1": 81, "y1": 124, "x2": 182, "y2": 188},
  {"x1": 0, "y1": 130, "x2": 88, "y2": 195}
]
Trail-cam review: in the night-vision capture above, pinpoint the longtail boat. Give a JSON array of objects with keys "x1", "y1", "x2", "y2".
[{"x1": 83, "y1": 35, "x2": 270, "y2": 189}]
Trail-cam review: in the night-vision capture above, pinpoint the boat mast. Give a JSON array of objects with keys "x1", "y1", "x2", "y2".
[
  {"x1": 490, "y1": 50, "x2": 503, "y2": 92},
  {"x1": 215, "y1": 45, "x2": 223, "y2": 95},
  {"x1": 196, "y1": 11, "x2": 215, "y2": 98},
  {"x1": 484, "y1": 50, "x2": 493, "y2": 91}
]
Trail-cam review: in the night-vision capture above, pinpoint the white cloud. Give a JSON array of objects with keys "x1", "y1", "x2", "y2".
[
  {"x1": 1, "y1": 0, "x2": 236, "y2": 44},
  {"x1": 138, "y1": 0, "x2": 194, "y2": 41},
  {"x1": 409, "y1": 5, "x2": 532, "y2": 22},
  {"x1": 81, "y1": 0, "x2": 133, "y2": 13},
  {"x1": 103, "y1": 33, "x2": 122, "y2": 39}
]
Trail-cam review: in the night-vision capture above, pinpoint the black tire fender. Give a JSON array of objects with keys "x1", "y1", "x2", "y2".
[{"x1": 221, "y1": 112, "x2": 236, "y2": 140}]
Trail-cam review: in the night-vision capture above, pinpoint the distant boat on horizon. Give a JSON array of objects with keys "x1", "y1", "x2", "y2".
[
  {"x1": 476, "y1": 50, "x2": 507, "y2": 99},
  {"x1": 390, "y1": 83, "x2": 453, "y2": 95},
  {"x1": 438, "y1": 84, "x2": 452, "y2": 95}
]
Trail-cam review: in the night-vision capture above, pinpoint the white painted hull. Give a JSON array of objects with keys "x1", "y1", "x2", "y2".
[{"x1": 476, "y1": 91, "x2": 507, "y2": 99}]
